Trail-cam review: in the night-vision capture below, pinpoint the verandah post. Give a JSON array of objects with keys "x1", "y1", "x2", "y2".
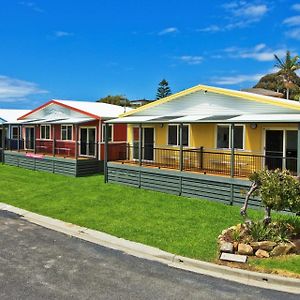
[
  {"x1": 230, "y1": 123, "x2": 235, "y2": 178},
  {"x1": 104, "y1": 123, "x2": 109, "y2": 183},
  {"x1": 138, "y1": 123, "x2": 143, "y2": 166},
  {"x1": 75, "y1": 124, "x2": 78, "y2": 159},
  {"x1": 52, "y1": 125, "x2": 55, "y2": 157},
  {"x1": 138, "y1": 123, "x2": 143, "y2": 188},
  {"x1": 297, "y1": 123, "x2": 300, "y2": 176},
  {"x1": 1, "y1": 125, "x2": 5, "y2": 163},
  {"x1": 17, "y1": 125, "x2": 20, "y2": 152},
  {"x1": 179, "y1": 123, "x2": 184, "y2": 171},
  {"x1": 8, "y1": 124, "x2": 11, "y2": 151},
  {"x1": 230, "y1": 123, "x2": 235, "y2": 205}
]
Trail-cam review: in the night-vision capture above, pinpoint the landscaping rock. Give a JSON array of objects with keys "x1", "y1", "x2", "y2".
[
  {"x1": 270, "y1": 243, "x2": 296, "y2": 257},
  {"x1": 237, "y1": 243, "x2": 253, "y2": 256},
  {"x1": 220, "y1": 242, "x2": 233, "y2": 253},
  {"x1": 291, "y1": 239, "x2": 300, "y2": 254},
  {"x1": 255, "y1": 249, "x2": 269, "y2": 258},
  {"x1": 250, "y1": 241, "x2": 277, "y2": 251}
]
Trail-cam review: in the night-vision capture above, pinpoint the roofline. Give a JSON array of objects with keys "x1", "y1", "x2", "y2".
[
  {"x1": 120, "y1": 84, "x2": 300, "y2": 117},
  {"x1": 18, "y1": 100, "x2": 101, "y2": 120}
]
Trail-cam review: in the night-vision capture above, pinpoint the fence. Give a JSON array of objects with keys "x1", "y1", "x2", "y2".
[{"x1": 111, "y1": 144, "x2": 297, "y2": 177}]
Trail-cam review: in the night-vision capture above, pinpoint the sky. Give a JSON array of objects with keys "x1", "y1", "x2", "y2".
[{"x1": 0, "y1": 0, "x2": 300, "y2": 109}]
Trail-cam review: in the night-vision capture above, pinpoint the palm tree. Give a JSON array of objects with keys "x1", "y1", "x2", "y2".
[{"x1": 274, "y1": 51, "x2": 300, "y2": 100}]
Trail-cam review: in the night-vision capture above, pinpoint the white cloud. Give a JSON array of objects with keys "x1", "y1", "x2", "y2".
[
  {"x1": 292, "y1": 4, "x2": 300, "y2": 11},
  {"x1": 224, "y1": 44, "x2": 287, "y2": 62},
  {"x1": 285, "y1": 28, "x2": 300, "y2": 40},
  {"x1": 197, "y1": 25, "x2": 221, "y2": 33},
  {"x1": 158, "y1": 27, "x2": 178, "y2": 35},
  {"x1": 233, "y1": 4, "x2": 268, "y2": 18},
  {"x1": 177, "y1": 56, "x2": 203, "y2": 65},
  {"x1": 54, "y1": 31, "x2": 74, "y2": 37},
  {"x1": 283, "y1": 15, "x2": 300, "y2": 26},
  {"x1": 19, "y1": 1, "x2": 44, "y2": 13},
  {"x1": 0, "y1": 75, "x2": 47, "y2": 102},
  {"x1": 199, "y1": 2, "x2": 269, "y2": 33},
  {"x1": 213, "y1": 73, "x2": 263, "y2": 85}
]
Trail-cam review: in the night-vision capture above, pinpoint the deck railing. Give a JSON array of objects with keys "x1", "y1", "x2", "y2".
[{"x1": 111, "y1": 144, "x2": 297, "y2": 177}]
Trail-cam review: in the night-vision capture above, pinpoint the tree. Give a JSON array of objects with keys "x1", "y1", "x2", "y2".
[
  {"x1": 241, "y1": 169, "x2": 300, "y2": 223},
  {"x1": 254, "y1": 71, "x2": 300, "y2": 100},
  {"x1": 274, "y1": 50, "x2": 300, "y2": 100},
  {"x1": 97, "y1": 95, "x2": 131, "y2": 107},
  {"x1": 156, "y1": 79, "x2": 172, "y2": 100}
]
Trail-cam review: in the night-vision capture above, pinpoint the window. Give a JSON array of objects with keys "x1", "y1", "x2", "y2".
[
  {"x1": 216, "y1": 125, "x2": 244, "y2": 149},
  {"x1": 11, "y1": 126, "x2": 19, "y2": 140},
  {"x1": 102, "y1": 124, "x2": 113, "y2": 142},
  {"x1": 61, "y1": 125, "x2": 73, "y2": 141},
  {"x1": 168, "y1": 125, "x2": 189, "y2": 146},
  {"x1": 40, "y1": 125, "x2": 51, "y2": 140}
]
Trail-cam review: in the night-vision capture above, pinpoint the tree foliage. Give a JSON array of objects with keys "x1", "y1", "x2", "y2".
[
  {"x1": 97, "y1": 95, "x2": 131, "y2": 106},
  {"x1": 156, "y1": 79, "x2": 172, "y2": 100},
  {"x1": 249, "y1": 169, "x2": 300, "y2": 217},
  {"x1": 254, "y1": 51, "x2": 300, "y2": 100}
]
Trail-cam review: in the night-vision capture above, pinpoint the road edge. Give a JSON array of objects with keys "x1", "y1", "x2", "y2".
[{"x1": 1, "y1": 202, "x2": 299, "y2": 295}]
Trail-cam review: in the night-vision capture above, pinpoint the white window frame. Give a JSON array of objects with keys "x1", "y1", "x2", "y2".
[
  {"x1": 101, "y1": 124, "x2": 113, "y2": 142},
  {"x1": 215, "y1": 124, "x2": 245, "y2": 150},
  {"x1": 167, "y1": 124, "x2": 190, "y2": 147},
  {"x1": 40, "y1": 124, "x2": 51, "y2": 140},
  {"x1": 11, "y1": 126, "x2": 19, "y2": 140},
  {"x1": 79, "y1": 126, "x2": 97, "y2": 157},
  {"x1": 61, "y1": 124, "x2": 73, "y2": 141}
]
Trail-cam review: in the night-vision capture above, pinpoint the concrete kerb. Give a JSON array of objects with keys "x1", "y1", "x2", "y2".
[{"x1": 1, "y1": 203, "x2": 299, "y2": 295}]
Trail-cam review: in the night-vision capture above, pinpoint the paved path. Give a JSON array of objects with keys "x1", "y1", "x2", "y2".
[{"x1": 0, "y1": 210, "x2": 298, "y2": 300}]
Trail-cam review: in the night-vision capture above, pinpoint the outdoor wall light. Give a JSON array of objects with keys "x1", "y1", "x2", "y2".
[
  {"x1": 160, "y1": 123, "x2": 164, "y2": 128},
  {"x1": 250, "y1": 123, "x2": 257, "y2": 129}
]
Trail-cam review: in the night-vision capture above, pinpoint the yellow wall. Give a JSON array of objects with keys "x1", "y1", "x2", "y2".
[{"x1": 127, "y1": 123, "x2": 298, "y2": 154}]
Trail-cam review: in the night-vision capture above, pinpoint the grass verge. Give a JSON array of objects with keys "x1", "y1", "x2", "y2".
[{"x1": 0, "y1": 165, "x2": 299, "y2": 276}]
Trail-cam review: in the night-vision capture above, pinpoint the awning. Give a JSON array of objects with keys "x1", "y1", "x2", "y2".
[
  {"x1": 9, "y1": 117, "x2": 95, "y2": 125},
  {"x1": 106, "y1": 114, "x2": 300, "y2": 124}
]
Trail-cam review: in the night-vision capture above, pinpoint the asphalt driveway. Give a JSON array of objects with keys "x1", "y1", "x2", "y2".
[{"x1": 0, "y1": 210, "x2": 298, "y2": 300}]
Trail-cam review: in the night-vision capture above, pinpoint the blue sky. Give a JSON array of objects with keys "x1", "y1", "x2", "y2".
[{"x1": 1, "y1": 0, "x2": 300, "y2": 108}]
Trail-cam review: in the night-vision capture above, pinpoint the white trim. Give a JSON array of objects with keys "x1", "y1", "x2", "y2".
[
  {"x1": 101, "y1": 123, "x2": 114, "y2": 142},
  {"x1": 24, "y1": 126, "x2": 35, "y2": 150},
  {"x1": 215, "y1": 124, "x2": 245, "y2": 150},
  {"x1": 11, "y1": 125, "x2": 20, "y2": 140},
  {"x1": 40, "y1": 124, "x2": 51, "y2": 140},
  {"x1": 60, "y1": 124, "x2": 73, "y2": 141},
  {"x1": 167, "y1": 124, "x2": 190, "y2": 147},
  {"x1": 79, "y1": 126, "x2": 97, "y2": 157}
]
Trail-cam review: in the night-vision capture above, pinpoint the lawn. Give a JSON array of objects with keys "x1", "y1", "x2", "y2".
[{"x1": 0, "y1": 165, "x2": 299, "y2": 276}]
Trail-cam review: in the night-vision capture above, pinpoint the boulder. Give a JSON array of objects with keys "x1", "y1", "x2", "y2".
[
  {"x1": 250, "y1": 241, "x2": 277, "y2": 251},
  {"x1": 255, "y1": 249, "x2": 270, "y2": 258},
  {"x1": 220, "y1": 242, "x2": 234, "y2": 253},
  {"x1": 238, "y1": 243, "x2": 253, "y2": 256},
  {"x1": 270, "y1": 243, "x2": 296, "y2": 257}
]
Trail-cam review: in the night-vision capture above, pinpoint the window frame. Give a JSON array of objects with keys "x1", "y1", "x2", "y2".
[
  {"x1": 40, "y1": 124, "x2": 51, "y2": 140},
  {"x1": 101, "y1": 124, "x2": 113, "y2": 142},
  {"x1": 61, "y1": 124, "x2": 73, "y2": 141},
  {"x1": 11, "y1": 126, "x2": 19, "y2": 140},
  {"x1": 167, "y1": 124, "x2": 189, "y2": 147},
  {"x1": 216, "y1": 124, "x2": 245, "y2": 150}
]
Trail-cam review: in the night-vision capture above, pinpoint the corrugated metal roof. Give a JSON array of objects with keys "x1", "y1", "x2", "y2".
[
  {"x1": 0, "y1": 109, "x2": 30, "y2": 124},
  {"x1": 54, "y1": 100, "x2": 132, "y2": 118},
  {"x1": 121, "y1": 84, "x2": 300, "y2": 118},
  {"x1": 107, "y1": 114, "x2": 300, "y2": 124}
]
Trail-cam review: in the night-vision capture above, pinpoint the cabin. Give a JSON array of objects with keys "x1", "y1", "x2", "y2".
[
  {"x1": 104, "y1": 84, "x2": 300, "y2": 207},
  {"x1": 0, "y1": 109, "x2": 30, "y2": 162},
  {"x1": 2, "y1": 100, "x2": 129, "y2": 176}
]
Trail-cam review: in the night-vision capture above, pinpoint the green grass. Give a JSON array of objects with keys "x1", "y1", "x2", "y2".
[{"x1": 0, "y1": 165, "x2": 299, "y2": 275}]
